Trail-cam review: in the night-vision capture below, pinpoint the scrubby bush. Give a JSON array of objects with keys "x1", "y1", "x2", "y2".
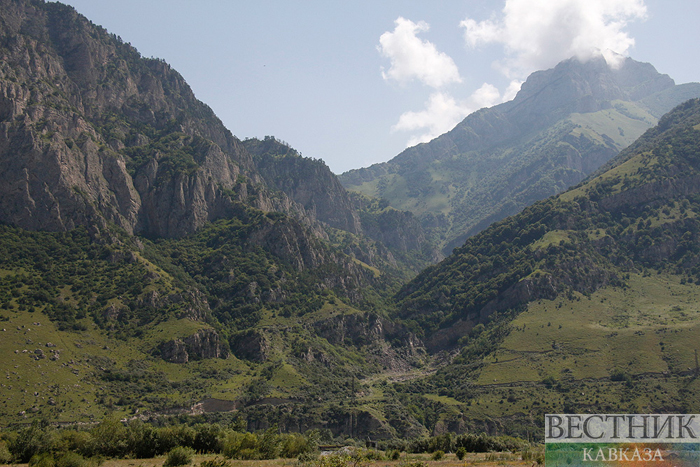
[
  {"x1": 126, "y1": 420, "x2": 160, "y2": 458},
  {"x1": 295, "y1": 450, "x2": 319, "y2": 466},
  {"x1": 316, "y1": 454, "x2": 349, "y2": 467},
  {"x1": 89, "y1": 415, "x2": 128, "y2": 458},
  {"x1": 28, "y1": 452, "x2": 55, "y2": 467},
  {"x1": 222, "y1": 432, "x2": 258, "y2": 459},
  {"x1": 397, "y1": 460, "x2": 426, "y2": 467},
  {"x1": 10, "y1": 420, "x2": 55, "y2": 463},
  {"x1": 54, "y1": 452, "x2": 91, "y2": 467},
  {"x1": 54, "y1": 430, "x2": 93, "y2": 457},
  {"x1": 456, "y1": 447, "x2": 466, "y2": 460},
  {"x1": 199, "y1": 457, "x2": 232, "y2": 467},
  {"x1": 257, "y1": 427, "x2": 282, "y2": 460},
  {"x1": 360, "y1": 449, "x2": 383, "y2": 461},
  {"x1": 431, "y1": 450, "x2": 444, "y2": 460},
  {"x1": 388, "y1": 449, "x2": 401, "y2": 460},
  {"x1": 280, "y1": 432, "x2": 316, "y2": 458},
  {"x1": 158, "y1": 425, "x2": 195, "y2": 453},
  {"x1": 193, "y1": 424, "x2": 225, "y2": 454},
  {"x1": 0, "y1": 441, "x2": 13, "y2": 464},
  {"x1": 163, "y1": 446, "x2": 195, "y2": 467}
]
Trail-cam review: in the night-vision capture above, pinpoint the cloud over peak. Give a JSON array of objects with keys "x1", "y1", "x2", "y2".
[
  {"x1": 462, "y1": 0, "x2": 647, "y2": 76},
  {"x1": 378, "y1": 17, "x2": 462, "y2": 88}
]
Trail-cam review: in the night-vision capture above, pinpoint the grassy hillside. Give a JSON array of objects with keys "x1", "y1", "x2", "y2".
[
  {"x1": 0, "y1": 207, "x2": 420, "y2": 430},
  {"x1": 382, "y1": 99, "x2": 700, "y2": 435}
]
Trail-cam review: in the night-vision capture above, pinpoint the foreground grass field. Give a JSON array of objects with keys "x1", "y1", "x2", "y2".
[{"x1": 0, "y1": 451, "x2": 537, "y2": 467}]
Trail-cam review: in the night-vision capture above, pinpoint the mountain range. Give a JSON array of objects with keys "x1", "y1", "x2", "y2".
[
  {"x1": 340, "y1": 57, "x2": 700, "y2": 253},
  {"x1": 3, "y1": 0, "x2": 700, "y2": 441}
]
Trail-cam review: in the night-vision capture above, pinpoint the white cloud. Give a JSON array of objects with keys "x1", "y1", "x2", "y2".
[
  {"x1": 392, "y1": 84, "x2": 513, "y2": 146},
  {"x1": 502, "y1": 80, "x2": 523, "y2": 102},
  {"x1": 470, "y1": 83, "x2": 501, "y2": 109},
  {"x1": 379, "y1": 17, "x2": 462, "y2": 88},
  {"x1": 461, "y1": 0, "x2": 647, "y2": 77},
  {"x1": 392, "y1": 92, "x2": 470, "y2": 146}
]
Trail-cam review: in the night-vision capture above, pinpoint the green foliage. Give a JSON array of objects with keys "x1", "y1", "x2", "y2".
[
  {"x1": 144, "y1": 214, "x2": 366, "y2": 330},
  {"x1": 408, "y1": 432, "x2": 528, "y2": 454},
  {"x1": 0, "y1": 224, "x2": 192, "y2": 339},
  {"x1": 192, "y1": 424, "x2": 225, "y2": 454},
  {"x1": 28, "y1": 452, "x2": 55, "y2": 467},
  {"x1": 396, "y1": 100, "x2": 700, "y2": 345},
  {"x1": 280, "y1": 432, "x2": 317, "y2": 458},
  {"x1": 198, "y1": 457, "x2": 232, "y2": 467},
  {"x1": 314, "y1": 454, "x2": 350, "y2": 467},
  {"x1": 610, "y1": 370, "x2": 633, "y2": 386},
  {"x1": 431, "y1": 450, "x2": 444, "y2": 460},
  {"x1": 89, "y1": 415, "x2": 128, "y2": 458},
  {"x1": 53, "y1": 430, "x2": 93, "y2": 458},
  {"x1": 455, "y1": 446, "x2": 466, "y2": 460},
  {"x1": 0, "y1": 441, "x2": 12, "y2": 464},
  {"x1": 397, "y1": 460, "x2": 426, "y2": 467},
  {"x1": 9, "y1": 420, "x2": 54, "y2": 463},
  {"x1": 125, "y1": 420, "x2": 160, "y2": 459},
  {"x1": 257, "y1": 427, "x2": 283, "y2": 460},
  {"x1": 124, "y1": 132, "x2": 206, "y2": 178},
  {"x1": 222, "y1": 432, "x2": 258, "y2": 459},
  {"x1": 54, "y1": 452, "x2": 92, "y2": 467},
  {"x1": 222, "y1": 427, "x2": 312, "y2": 461},
  {"x1": 164, "y1": 446, "x2": 195, "y2": 467}
]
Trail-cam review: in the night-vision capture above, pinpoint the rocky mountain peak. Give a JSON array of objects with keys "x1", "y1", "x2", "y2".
[
  {"x1": 508, "y1": 56, "x2": 674, "y2": 127},
  {"x1": 509, "y1": 56, "x2": 675, "y2": 125}
]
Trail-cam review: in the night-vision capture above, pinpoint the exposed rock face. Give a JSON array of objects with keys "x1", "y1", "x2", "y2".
[
  {"x1": 313, "y1": 312, "x2": 424, "y2": 371},
  {"x1": 0, "y1": 0, "x2": 303, "y2": 238},
  {"x1": 315, "y1": 313, "x2": 392, "y2": 347},
  {"x1": 230, "y1": 329, "x2": 269, "y2": 362},
  {"x1": 247, "y1": 138, "x2": 362, "y2": 235},
  {"x1": 245, "y1": 137, "x2": 442, "y2": 267},
  {"x1": 160, "y1": 339, "x2": 189, "y2": 364},
  {"x1": 360, "y1": 208, "x2": 436, "y2": 256},
  {"x1": 0, "y1": 0, "x2": 436, "y2": 293},
  {"x1": 159, "y1": 328, "x2": 228, "y2": 363}
]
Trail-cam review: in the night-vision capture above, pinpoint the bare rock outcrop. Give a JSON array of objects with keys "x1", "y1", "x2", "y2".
[{"x1": 159, "y1": 328, "x2": 228, "y2": 364}]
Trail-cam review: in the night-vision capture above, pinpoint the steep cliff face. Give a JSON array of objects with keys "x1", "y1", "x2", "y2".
[
  {"x1": 0, "y1": 0, "x2": 407, "y2": 361},
  {"x1": 0, "y1": 0, "x2": 286, "y2": 238},
  {"x1": 246, "y1": 137, "x2": 362, "y2": 235},
  {"x1": 160, "y1": 328, "x2": 228, "y2": 364},
  {"x1": 244, "y1": 136, "x2": 442, "y2": 270}
]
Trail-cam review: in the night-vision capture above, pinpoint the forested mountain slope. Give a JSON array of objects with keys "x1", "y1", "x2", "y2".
[
  {"x1": 0, "y1": 0, "x2": 426, "y2": 433},
  {"x1": 386, "y1": 99, "x2": 700, "y2": 435}
]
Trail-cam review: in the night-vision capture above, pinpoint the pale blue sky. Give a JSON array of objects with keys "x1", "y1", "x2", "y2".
[{"x1": 56, "y1": 1, "x2": 700, "y2": 174}]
